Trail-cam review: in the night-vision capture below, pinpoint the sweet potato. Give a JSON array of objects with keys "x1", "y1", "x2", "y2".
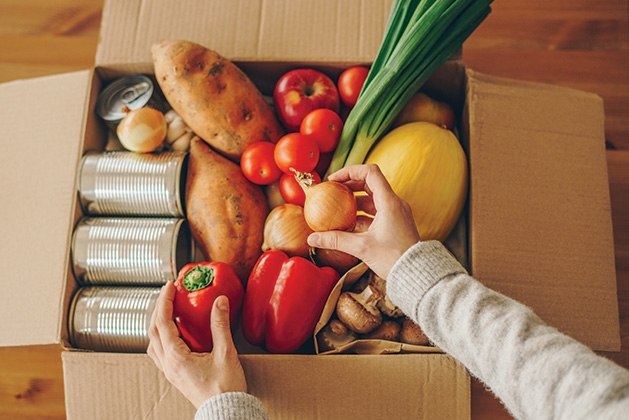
[
  {"x1": 151, "y1": 40, "x2": 284, "y2": 162},
  {"x1": 186, "y1": 136, "x2": 268, "y2": 284}
]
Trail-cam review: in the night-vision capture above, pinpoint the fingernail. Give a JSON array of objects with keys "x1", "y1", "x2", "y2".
[
  {"x1": 307, "y1": 233, "x2": 320, "y2": 247},
  {"x1": 216, "y1": 295, "x2": 229, "y2": 312}
]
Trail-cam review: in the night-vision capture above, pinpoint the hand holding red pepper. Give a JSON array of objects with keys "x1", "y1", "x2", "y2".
[
  {"x1": 172, "y1": 262, "x2": 245, "y2": 352},
  {"x1": 242, "y1": 250, "x2": 340, "y2": 353},
  {"x1": 147, "y1": 282, "x2": 247, "y2": 409}
]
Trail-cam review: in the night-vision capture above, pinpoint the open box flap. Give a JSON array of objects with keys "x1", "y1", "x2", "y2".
[
  {"x1": 62, "y1": 351, "x2": 470, "y2": 420},
  {"x1": 0, "y1": 70, "x2": 93, "y2": 347},
  {"x1": 464, "y1": 69, "x2": 620, "y2": 351},
  {"x1": 95, "y1": 0, "x2": 392, "y2": 67}
]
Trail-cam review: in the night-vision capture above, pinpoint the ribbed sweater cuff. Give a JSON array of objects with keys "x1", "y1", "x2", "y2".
[
  {"x1": 387, "y1": 240, "x2": 467, "y2": 320},
  {"x1": 195, "y1": 392, "x2": 269, "y2": 420}
]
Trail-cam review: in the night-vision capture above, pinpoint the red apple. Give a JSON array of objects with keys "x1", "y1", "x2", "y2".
[{"x1": 273, "y1": 68, "x2": 340, "y2": 132}]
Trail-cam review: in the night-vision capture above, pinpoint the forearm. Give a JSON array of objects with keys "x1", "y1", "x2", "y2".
[
  {"x1": 387, "y1": 241, "x2": 629, "y2": 420},
  {"x1": 194, "y1": 392, "x2": 269, "y2": 420}
]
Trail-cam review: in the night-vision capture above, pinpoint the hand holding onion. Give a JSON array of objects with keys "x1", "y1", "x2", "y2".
[
  {"x1": 287, "y1": 169, "x2": 360, "y2": 273},
  {"x1": 294, "y1": 169, "x2": 357, "y2": 232},
  {"x1": 306, "y1": 164, "x2": 421, "y2": 280}
]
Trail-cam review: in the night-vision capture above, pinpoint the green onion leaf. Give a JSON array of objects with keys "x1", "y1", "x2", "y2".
[{"x1": 327, "y1": 0, "x2": 493, "y2": 176}]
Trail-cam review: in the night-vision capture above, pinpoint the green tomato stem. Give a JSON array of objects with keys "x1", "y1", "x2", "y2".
[{"x1": 183, "y1": 265, "x2": 214, "y2": 291}]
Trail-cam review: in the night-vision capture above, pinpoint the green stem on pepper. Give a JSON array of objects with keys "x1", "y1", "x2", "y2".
[{"x1": 182, "y1": 265, "x2": 215, "y2": 291}]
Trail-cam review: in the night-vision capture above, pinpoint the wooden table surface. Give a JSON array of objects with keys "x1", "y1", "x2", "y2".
[{"x1": 0, "y1": 1, "x2": 627, "y2": 419}]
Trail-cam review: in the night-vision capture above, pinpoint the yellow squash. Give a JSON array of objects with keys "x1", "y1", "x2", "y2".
[{"x1": 365, "y1": 122, "x2": 468, "y2": 242}]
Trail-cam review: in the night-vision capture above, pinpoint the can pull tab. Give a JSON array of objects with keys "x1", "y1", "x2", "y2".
[{"x1": 121, "y1": 81, "x2": 151, "y2": 106}]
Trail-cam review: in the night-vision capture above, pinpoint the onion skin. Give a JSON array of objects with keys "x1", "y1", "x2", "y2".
[
  {"x1": 116, "y1": 106, "x2": 167, "y2": 153},
  {"x1": 310, "y1": 247, "x2": 359, "y2": 274},
  {"x1": 303, "y1": 181, "x2": 357, "y2": 232},
  {"x1": 262, "y1": 204, "x2": 313, "y2": 258}
]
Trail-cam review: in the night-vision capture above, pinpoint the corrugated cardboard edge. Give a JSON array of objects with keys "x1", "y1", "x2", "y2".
[
  {"x1": 463, "y1": 69, "x2": 620, "y2": 351},
  {"x1": 62, "y1": 351, "x2": 470, "y2": 420},
  {"x1": 62, "y1": 352, "x2": 196, "y2": 420},
  {"x1": 242, "y1": 353, "x2": 470, "y2": 420},
  {"x1": 0, "y1": 70, "x2": 94, "y2": 347},
  {"x1": 96, "y1": 0, "x2": 393, "y2": 67}
]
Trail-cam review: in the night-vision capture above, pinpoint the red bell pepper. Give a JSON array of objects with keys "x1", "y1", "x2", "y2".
[
  {"x1": 242, "y1": 249, "x2": 340, "y2": 353},
  {"x1": 173, "y1": 261, "x2": 244, "y2": 352}
]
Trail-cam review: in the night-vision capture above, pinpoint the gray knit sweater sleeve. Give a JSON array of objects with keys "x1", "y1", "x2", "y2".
[
  {"x1": 387, "y1": 240, "x2": 629, "y2": 420},
  {"x1": 194, "y1": 392, "x2": 269, "y2": 420}
]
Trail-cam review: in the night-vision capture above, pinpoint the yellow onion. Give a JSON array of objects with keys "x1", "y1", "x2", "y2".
[
  {"x1": 295, "y1": 170, "x2": 357, "y2": 232},
  {"x1": 262, "y1": 204, "x2": 313, "y2": 257},
  {"x1": 310, "y1": 247, "x2": 359, "y2": 274},
  {"x1": 116, "y1": 106, "x2": 167, "y2": 153}
]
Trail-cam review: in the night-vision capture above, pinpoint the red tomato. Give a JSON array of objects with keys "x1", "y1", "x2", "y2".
[
  {"x1": 240, "y1": 141, "x2": 282, "y2": 185},
  {"x1": 279, "y1": 171, "x2": 321, "y2": 206},
  {"x1": 337, "y1": 66, "x2": 370, "y2": 108},
  {"x1": 274, "y1": 132, "x2": 320, "y2": 174},
  {"x1": 300, "y1": 108, "x2": 343, "y2": 153}
]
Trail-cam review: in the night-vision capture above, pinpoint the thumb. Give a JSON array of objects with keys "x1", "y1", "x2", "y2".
[
  {"x1": 307, "y1": 230, "x2": 360, "y2": 257},
  {"x1": 210, "y1": 295, "x2": 235, "y2": 353}
]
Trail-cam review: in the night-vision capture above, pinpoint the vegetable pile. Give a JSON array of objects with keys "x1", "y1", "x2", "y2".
[
  {"x1": 328, "y1": 0, "x2": 493, "y2": 175},
  {"x1": 317, "y1": 268, "x2": 432, "y2": 353},
  {"x1": 92, "y1": 0, "x2": 492, "y2": 355}
]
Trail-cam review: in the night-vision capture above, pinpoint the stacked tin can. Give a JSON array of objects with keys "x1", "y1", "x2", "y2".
[{"x1": 69, "y1": 75, "x2": 192, "y2": 353}]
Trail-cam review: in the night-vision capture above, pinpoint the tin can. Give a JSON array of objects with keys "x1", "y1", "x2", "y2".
[
  {"x1": 71, "y1": 217, "x2": 193, "y2": 286},
  {"x1": 77, "y1": 150, "x2": 187, "y2": 217},
  {"x1": 68, "y1": 286, "x2": 161, "y2": 352},
  {"x1": 95, "y1": 74, "x2": 170, "y2": 128}
]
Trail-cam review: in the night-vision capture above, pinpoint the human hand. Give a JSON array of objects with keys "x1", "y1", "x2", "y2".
[
  {"x1": 147, "y1": 281, "x2": 247, "y2": 409},
  {"x1": 307, "y1": 164, "x2": 420, "y2": 279}
]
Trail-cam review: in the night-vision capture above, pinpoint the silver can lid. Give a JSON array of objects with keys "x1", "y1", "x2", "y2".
[{"x1": 95, "y1": 75, "x2": 155, "y2": 123}]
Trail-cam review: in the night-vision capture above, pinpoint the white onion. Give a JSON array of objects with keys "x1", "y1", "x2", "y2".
[{"x1": 116, "y1": 106, "x2": 167, "y2": 153}]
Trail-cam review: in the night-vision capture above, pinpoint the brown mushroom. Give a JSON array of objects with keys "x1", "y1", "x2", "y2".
[
  {"x1": 400, "y1": 318, "x2": 430, "y2": 346},
  {"x1": 317, "y1": 319, "x2": 358, "y2": 352},
  {"x1": 362, "y1": 320, "x2": 401, "y2": 341},
  {"x1": 335, "y1": 284, "x2": 383, "y2": 334}
]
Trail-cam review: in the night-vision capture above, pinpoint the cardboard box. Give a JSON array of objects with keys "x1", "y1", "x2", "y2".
[{"x1": 0, "y1": 0, "x2": 620, "y2": 419}]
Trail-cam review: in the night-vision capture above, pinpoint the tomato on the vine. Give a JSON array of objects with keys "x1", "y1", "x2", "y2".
[
  {"x1": 279, "y1": 171, "x2": 321, "y2": 206},
  {"x1": 240, "y1": 141, "x2": 282, "y2": 185},
  {"x1": 300, "y1": 108, "x2": 343, "y2": 153},
  {"x1": 274, "y1": 132, "x2": 320, "y2": 174},
  {"x1": 337, "y1": 66, "x2": 370, "y2": 108}
]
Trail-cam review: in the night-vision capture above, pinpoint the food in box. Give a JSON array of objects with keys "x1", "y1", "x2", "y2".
[
  {"x1": 69, "y1": 37, "x2": 468, "y2": 355},
  {"x1": 0, "y1": 0, "x2": 619, "y2": 419}
]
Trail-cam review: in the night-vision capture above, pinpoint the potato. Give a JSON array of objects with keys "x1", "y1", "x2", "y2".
[
  {"x1": 151, "y1": 40, "x2": 284, "y2": 162},
  {"x1": 186, "y1": 137, "x2": 269, "y2": 284}
]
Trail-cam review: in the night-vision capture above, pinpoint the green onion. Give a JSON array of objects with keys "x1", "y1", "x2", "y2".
[{"x1": 327, "y1": 0, "x2": 493, "y2": 176}]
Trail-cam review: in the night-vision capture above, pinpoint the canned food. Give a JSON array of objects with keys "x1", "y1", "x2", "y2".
[
  {"x1": 77, "y1": 150, "x2": 187, "y2": 217},
  {"x1": 68, "y1": 286, "x2": 161, "y2": 352},
  {"x1": 71, "y1": 217, "x2": 193, "y2": 286},
  {"x1": 95, "y1": 74, "x2": 170, "y2": 127}
]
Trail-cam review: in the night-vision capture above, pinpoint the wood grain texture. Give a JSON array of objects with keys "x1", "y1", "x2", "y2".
[{"x1": 0, "y1": 1, "x2": 627, "y2": 419}]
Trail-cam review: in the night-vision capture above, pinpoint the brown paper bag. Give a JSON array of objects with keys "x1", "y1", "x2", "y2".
[{"x1": 313, "y1": 263, "x2": 441, "y2": 355}]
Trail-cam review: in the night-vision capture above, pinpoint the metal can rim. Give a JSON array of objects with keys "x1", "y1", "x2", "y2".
[{"x1": 95, "y1": 74, "x2": 155, "y2": 124}]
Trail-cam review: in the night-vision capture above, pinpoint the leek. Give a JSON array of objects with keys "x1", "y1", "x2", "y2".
[{"x1": 327, "y1": 0, "x2": 493, "y2": 176}]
